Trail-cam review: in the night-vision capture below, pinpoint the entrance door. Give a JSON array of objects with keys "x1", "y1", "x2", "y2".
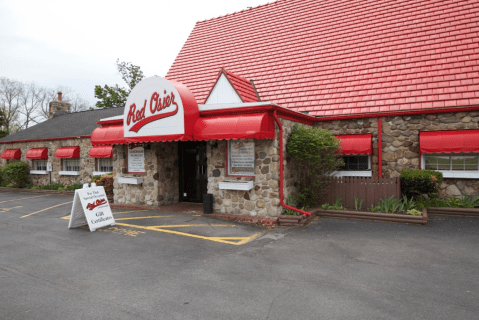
[{"x1": 179, "y1": 141, "x2": 207, "y2": 203}]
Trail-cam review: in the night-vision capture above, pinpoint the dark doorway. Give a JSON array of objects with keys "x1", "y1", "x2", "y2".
[{"x1": 179, "y1": 141, "x2": 208, "y2": 203}]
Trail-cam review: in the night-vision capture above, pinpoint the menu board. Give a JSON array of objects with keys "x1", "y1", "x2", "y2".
[
  {"x1": 229, "y1": 139, "x2": 255, "y2": 176},
  {"x1": 128, "y1": 145, "x2": 145, "y2": 173}
]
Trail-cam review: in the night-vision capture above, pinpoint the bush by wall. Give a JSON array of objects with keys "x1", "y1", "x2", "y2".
[
  {"x1": 95, "y1": 174, "x2": 113, "y2": 197},
  {"x1": 400, "y1": 169, "x2": 443, "y2": 199},
  {"x1": 287, "y1": 125, "x2": 343, "y2": 207},
  {"x1": 1, "y1": 162, "x2": 29, "y2": 188}
]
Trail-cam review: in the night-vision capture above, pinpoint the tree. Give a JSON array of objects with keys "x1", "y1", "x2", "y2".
[
  {"x1": 0, "y1": 108, "x2": 9, "y2": 138},
  {"x1": 94, "y1": 59, "x2": 145, "y2": 108},
  {"x1": 286, "y1": 125, "x2": 344, "y2": 208},
  {"x1": 0, "y1": 77, "x2": 91, "y2": 131}
]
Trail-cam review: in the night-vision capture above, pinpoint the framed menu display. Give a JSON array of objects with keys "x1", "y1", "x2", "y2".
[
  {"x1": 128, "y1": 144, "x2": 145, "y2": 173},
  {"x1": 228, "y1": 139, "x2": 255, "y2": 176}
]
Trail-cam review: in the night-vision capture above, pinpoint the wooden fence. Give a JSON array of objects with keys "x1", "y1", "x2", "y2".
[{"x1": 319, "y1": 177, "x2": 401, "y2": 210}]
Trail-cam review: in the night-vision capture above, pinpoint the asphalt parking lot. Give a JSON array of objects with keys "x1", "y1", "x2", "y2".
[{"x1": 1, "y1": 191, "x2": 478, "y2": 320}]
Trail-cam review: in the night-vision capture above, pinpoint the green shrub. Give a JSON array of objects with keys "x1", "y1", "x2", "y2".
[
  {"x1": 407, "y1": 209, "x2": 422, "y2": 216},
  {"x1": 282, "y1": 197, "x2": 302, "y2": 215},
  {"x1": 287, "y1": 125, "x2": 344, "y2": 207},
  {"x1": 321, "y1": 197, "x2": 344, "y2": 210},
  {"x1": 66, "y1": 182, "x2": 83, "y2": 191},
  {"x1": 293, "y1": 188, "x2": 315, "y2": 210},
  {"x1": 400, "y1": 169, "x2": 443, "y2": 199},
  {"x1": 31, "y1": 186, "x2": 39, "y2": 189},
  {"x1": 39, "y1": 182, "x2": 63, "y2": 190},
  {"x1": 414, "y1": 195, "x2": 449, "y2": 210},
  {"x1": 2, "y1": 162, "x2": 29, "y2": 188},
  {"x1": 58, "y1": 187, "x2": 65, "y2": 191}
]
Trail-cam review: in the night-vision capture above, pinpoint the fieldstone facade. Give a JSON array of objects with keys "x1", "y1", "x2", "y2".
[
  {"x1": 316, "y1": 111, "x2": 479, "y2": 198},
  {"x1": 112, "y1": 142, "x2": 179, "y2": 206},
  {"x1": 0, "y1": 138, "x2": 94, "y2": 186}
]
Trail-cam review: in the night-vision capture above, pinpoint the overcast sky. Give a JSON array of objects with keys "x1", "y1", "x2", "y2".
[{"x1": 0, "y1": 0, "x2": 271, "y2": 107}]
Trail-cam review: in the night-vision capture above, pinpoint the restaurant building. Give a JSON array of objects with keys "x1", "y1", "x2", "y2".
[{"x1": 1, "y1": 0, "x2": 479, "y2": 218}]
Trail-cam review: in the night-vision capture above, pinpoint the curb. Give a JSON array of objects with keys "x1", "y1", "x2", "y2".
[
  {"x1": 311, "y1": 207, "x2": 428, "y2": 225},
  {"x1": 427, "y1": 207, "x2": 479, "y2": 217},
  {"x1": 278, "y1": 213, "x2": 316, "y2": 226},
  {"x1": 0, "y1": 186, "x2": 75, "y2": 196}
]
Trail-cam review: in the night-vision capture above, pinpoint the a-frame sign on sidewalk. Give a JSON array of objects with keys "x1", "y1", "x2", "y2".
[{"x1": 68, "y1": 183, "x2": 115, "y2": 232}]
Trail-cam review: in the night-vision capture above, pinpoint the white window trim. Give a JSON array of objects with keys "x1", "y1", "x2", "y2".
[
  {"x1": 332, "y1": 155, "x2": 372, "y2": 177},
  {"x1": 96, "y1": 158, "x2": 113, "y2": 174},
  {"x1": 331, "y1": 170, "x2": 372, "y2": 177},
  {"x1": 421, "y1": 154, "x2": 479, "y2": 179},
  {"x1": 59, "y1": 171, "x2": 80, "y2": 176},
  {"x1": 30, "y1": 170, "x2": 48, "y2": 175},
  {"x1": 93, "y1": 171, "x2": 111, "y2": 176}
]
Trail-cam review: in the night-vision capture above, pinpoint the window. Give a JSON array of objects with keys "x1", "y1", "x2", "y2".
[
  {"x1": 339, "y1": 155, "x2": 370, "y2": 171},
  {"x1": 34, "y1": 159, "x2": 47, "y2": 171},
  {"x1": 63, "y1": 159, "x2": 80, "y2": 172},
  {"x1": 422, "y1": 153, "x2": 479, "y2": 178},
  {"x1": 97, "y1": 158, "x2": 113, "y2": 173},
  {"x1": 227, "y1": 139, "x2": 255, "y2": 177},
  {"x1": 333, "y1": 155, "x2": 372, "y2": 177}
]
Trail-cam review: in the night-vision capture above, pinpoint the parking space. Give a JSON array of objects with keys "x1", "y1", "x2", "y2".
[{"x1": 1, "y1": 192, "x2": 264, "y2": 246}]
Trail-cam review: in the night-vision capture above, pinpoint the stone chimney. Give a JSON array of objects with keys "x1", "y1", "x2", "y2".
[{"x1": 48, "y1": 91, "x2": 71, "y2": 119}]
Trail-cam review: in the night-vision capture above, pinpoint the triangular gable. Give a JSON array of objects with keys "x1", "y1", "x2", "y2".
[{"x1": 205, "y1": 69, "x2": 260, "y2": 104}]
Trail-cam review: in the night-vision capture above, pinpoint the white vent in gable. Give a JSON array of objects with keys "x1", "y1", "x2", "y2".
[{"x1": 205, "y1": 74, "x2": 242, "y2": 104}]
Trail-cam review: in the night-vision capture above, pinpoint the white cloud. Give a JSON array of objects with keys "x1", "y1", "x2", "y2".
[{"x1": 0, "y1": 0, "x2": 271, "y2": 106}]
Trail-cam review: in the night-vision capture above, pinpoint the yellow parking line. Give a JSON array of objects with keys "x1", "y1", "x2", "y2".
[
  {"x1": 0, "y1": 194, "x2": 51, "y2": 203},
  {"x1": 112, "y1": 210, "x2": 149, "y2": 215},
  {"x1": 114, "y1": 215, "x2": 176, "y2": 221},
  {"x1": 148, "y1": 224, "x2": 236, "y2": 228},
  {"x1": 0, "y1": 206, "x2": 22, "y2": 212},
  {"x1": 20, "y1": 201, "x2": 72, "y2": 218},
  {"x1": 116, "y1": 222, "x2": 259, "y2": 245}
]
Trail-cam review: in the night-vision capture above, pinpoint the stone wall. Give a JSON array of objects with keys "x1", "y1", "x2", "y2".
[
  {"x1": 315, "y1": 118, "x2": 380, "y2": 176},
  {"x1": 207, "y1": 138, "x2": 281, "y2": 218},
  {"x1": 113, "y1": 142, "x2": 178, "y2": 206},
  {"x1": 315, "y1": 111, "x2": 479, "y2": 198},
  {"x1": 0, "y1": 138, "x2": 94, "y2": 186},
  {"x1": 381, "y1": 112, "x2": 479, "y2": 198}
]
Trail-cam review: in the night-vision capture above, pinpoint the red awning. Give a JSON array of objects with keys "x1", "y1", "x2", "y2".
[
  {"x1": 420, "y1": 130, "x2": 479, "y2": 154},
  {"x1": 89, "y1": 146, "x2": 113, "y2": 158},
  {"x1": 26, "y1": 148, "x2": 48, "y2": 159},
  {"x1": 1, "y1": 149, "x2": 21, "y2": 159},
  {"x1": 91, "y1": 125, "x2": 126, "y2": 145},
  {"x1": 336, "y1": 134, "x2": 372, "y2": 155},
  {"x1": 193, "y1": 113, "x2": 275, "y2": 140},
  {"x1": 55, "y1": 146, "x2": 80, "y2": 158}
]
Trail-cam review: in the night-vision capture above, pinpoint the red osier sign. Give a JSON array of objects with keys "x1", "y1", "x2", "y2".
[
  {"x1": 86, "y1": 198, "x2": 107, "y2": 211},
  {"x1": 127, "y1": 90, "x2": 179, "y2": 132}
]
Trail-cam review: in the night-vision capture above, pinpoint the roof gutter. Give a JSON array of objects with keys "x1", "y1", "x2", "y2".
[{"x1": 314, "y1": 105, "x2": 479, "y2": 122}]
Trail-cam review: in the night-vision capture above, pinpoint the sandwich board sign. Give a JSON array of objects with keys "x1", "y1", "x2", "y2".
[{"x1": 68, "y1": 183, "x2": 115, "y2": 231}]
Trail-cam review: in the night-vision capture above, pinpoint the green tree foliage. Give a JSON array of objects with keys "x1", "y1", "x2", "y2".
[
  {"x1": 1, "y1": 161, "x2": 29, "y2": 187},
  {"x1": 94, "y1": 59, "x2": 145, "y2": 108},
  {"x1": 0, "y1": 108, "x2": 9, "y2": 138},
  {"x1": 286, "y1": 125, "x2": 344, "y2": 207},
  {"x1": 400, "y1": 169, "x2": 443, "y2": 199}
]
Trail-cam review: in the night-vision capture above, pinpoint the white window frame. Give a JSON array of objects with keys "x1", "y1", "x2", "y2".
[
  {"x1": 421, "y1": 153, "x2": 479, "y2": 179},
  {"x1": 30, "y1": 159, "x2": 48, "y2": 175},
  {"x1": 94, "y1": 158, "x2": 113, "y2": 176},
  {"x1": 59, "y1": 158, "x2": 80, "y2": 176},
  {"x1": 332, "y1": 155, "x2": 372, "y2": 177}
]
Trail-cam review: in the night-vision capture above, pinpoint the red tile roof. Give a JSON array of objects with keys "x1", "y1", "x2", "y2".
[
  {"x1": 166, "y1": 0, "x2": 479, "y2": 117},
  {"x1": 223, "y1": 69, "x2": 260, "y2": 103}
]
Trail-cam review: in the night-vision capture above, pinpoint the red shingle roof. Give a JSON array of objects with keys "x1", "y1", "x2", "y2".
[
  {"x1": 205, "y1": 69, "x2": 260, "y2": 103},
  {"x1": 166, "y1": 0, "x2": 479, "y2": 117}
]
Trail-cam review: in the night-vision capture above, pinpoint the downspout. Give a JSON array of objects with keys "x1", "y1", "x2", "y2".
[
  {"x1": 273, "y1": 111, "x2": 311, "y2": 216},
  {"x1": 378, "y1": 118, "x2": 382, "y2": 178}
]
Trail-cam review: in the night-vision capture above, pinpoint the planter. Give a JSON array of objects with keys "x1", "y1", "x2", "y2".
[
  {"x1": 278, "y1": 213, "x2": 315, "y2": 226},
  {"x1": 427, "y1": 207, "x2": 479, "y2": 217},
  {"x1": 311, "y1": 208, "x2": 428, "y2": 225}
]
